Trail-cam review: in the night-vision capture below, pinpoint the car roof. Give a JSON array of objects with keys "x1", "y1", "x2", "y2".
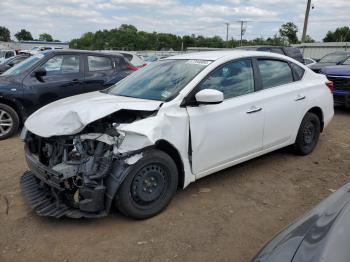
[
  {"x1": 166, "y1": 50, "x2": 290, "y2": 61},
  {"x1": 42, "y1": 49, "x2": 124, "y2": 57}
]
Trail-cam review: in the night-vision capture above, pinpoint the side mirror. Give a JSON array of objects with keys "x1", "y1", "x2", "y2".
[
  {"x1": 7, "y1": 62, "x2": 15, "y2": 67},
  {"x1": 195, "y1": 89, "x2": 224, "y2": 105},
  {"x1": 33, "y1": 67, "x2": 46, "y2": 81}
]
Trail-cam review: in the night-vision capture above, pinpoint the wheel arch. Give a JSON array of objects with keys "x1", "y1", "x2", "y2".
[
  {"x1": 155, "y1": 139, "x2": 185, "y2": 190},
  {"x1": 307, "y1": 107, "x2": 324, "y2": 132}
]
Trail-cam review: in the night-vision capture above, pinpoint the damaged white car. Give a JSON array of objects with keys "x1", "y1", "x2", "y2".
[{"x1": 21, "y1": 51, "x2": 334, "y2": 219}]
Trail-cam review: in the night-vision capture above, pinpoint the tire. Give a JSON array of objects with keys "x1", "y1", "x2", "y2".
[
  {"x1": 0, "y1": 103, "x2": 20, "y2": 140},
  {"x1": 115, "y1": 149, "x2": 178, "y2": 219},
  {"x1": 293, "y1": 112, "x2": 321, "y2": 155}
]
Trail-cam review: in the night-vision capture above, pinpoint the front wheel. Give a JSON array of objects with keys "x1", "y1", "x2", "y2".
[
  {"x1": 115, "y1": 150, "x2": 178, "y2": 219},
  {"x1": 293, "y1": 112, "x2": 321, "y2": 155}
]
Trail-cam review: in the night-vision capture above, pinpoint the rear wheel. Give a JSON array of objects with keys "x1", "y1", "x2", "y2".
[
  {"x1": 0, "y1": 103, "x2": 19, "y2": 140},
  {"x1": 293, "y1": 112, "x2": 320, "y2": 155},
  {"x1": 115, "y1": 150, "x2": 178, "y2": 219}
]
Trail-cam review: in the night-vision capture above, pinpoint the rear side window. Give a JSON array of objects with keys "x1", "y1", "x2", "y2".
[
  {"x1": 258, "y1": 59, "x2": 293, "y2": 89},
  {"x1": 290, "y1": 63, "x2": 305, "y2": 81},
  {"x1": 270, "y1": 48, "x2": 284, "y2": 55},
  {"x1": 88, "y1": 56, "x2": 113, "y2": 71},
  {"x1": 199, "y1": 59, "x2": 255, "y2": 99},
  {"x1": 284, "y1": 47, "x2": 304, "y2": 63}
]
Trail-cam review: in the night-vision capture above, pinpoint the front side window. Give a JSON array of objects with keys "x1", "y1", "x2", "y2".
[
  {"x1": 88, "y1": 56, "x2": 113, "y2": 71},
  {"x1": 5, "y1": 52, "x2": 13, "y2": 59},
  {"x1": 108, "y1": 59, "x2": 210, "y2": 101},
  {"x1": 42, "y1": 55, "x2": 80, "y2": 75},
  {"x1": 258, "y1": 59, "x2": 293, "y2": 89},
  {"x1": 198, "y1": 59, "x2": 255, "y2": 99}
]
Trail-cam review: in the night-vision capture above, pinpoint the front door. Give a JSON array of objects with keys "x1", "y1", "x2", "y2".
[
  {"x1": 186, "y1": 59, "x2": 264, "y2": 177},
  {"x1": 23, "y1": 54, "x2": 83, "y2": 114}
]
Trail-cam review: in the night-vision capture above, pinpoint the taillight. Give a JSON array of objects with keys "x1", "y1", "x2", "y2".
[
  {"x1": 127, "y1": 63, "x2": 138, "y2": 71},
  {"x1": 326, "y1": 80, "x2": 334, "y2": 93}
]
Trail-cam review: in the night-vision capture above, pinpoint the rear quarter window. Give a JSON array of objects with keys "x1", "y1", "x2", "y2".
[{"x1": 290, "y1": 63, "x2": 305, "y2": 81}]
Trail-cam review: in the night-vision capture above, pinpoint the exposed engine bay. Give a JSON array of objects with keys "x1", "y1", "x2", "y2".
[{"x1": 22, "y1": 110, "x2": 155, "y2": 218}]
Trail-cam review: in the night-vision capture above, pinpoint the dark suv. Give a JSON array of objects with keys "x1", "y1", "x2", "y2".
[
  {"x1": 236, "y1": 45, "x2": 304, "y2": 64},
  {"x1": 0, "y1": 50, "x2": 136, "y2": 140}
]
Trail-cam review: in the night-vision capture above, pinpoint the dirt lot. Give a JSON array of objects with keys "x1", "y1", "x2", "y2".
[{"x1": 1, "y1": 109, "x2": 350, "y2": 262}]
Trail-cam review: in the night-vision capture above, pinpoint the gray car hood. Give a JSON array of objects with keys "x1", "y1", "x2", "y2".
[{"x1": 25, "y1": 91, "x2": 162, "y2": 137}]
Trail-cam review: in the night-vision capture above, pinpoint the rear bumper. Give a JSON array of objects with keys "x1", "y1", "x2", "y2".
[{"x1": 333, "y1": 91, "x2": 350, "y2": 108}]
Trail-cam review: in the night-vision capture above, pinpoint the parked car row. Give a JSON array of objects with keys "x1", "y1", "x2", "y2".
[
  {"x1": 0, "y1": 47, "x2": 345, "y2": 261},
  {"x1": 0, "y1": 50, "x2": 137, "y2": 139},
  {"x1": 307, "y1": 51, "x2": 350, "y2": 108}
]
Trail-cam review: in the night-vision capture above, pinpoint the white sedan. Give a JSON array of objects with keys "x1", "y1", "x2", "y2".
[{"x1": 22, "y1": 51, "x2": 334, "y2": 219}]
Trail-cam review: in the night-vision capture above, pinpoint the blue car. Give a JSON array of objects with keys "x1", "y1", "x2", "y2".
[{"x1": 322, "y1": 56, "x2": 350, "y2": 108}]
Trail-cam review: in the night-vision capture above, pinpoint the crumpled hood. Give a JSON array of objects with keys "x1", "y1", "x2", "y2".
[{"x1": 25, "y1": 91, "x2": 162, "y2": 137}]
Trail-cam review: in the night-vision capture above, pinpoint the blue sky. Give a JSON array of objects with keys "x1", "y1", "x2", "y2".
[{"x1": 0, "y1": 0, "x2": 349, "y2": 42}]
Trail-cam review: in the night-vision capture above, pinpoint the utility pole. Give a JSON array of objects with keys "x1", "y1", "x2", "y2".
[
  {"x1": 240, "y1": 21, "x2": 244, "y2": 46},
  {"x1": 302, "y1": 0, "x2": 312, "y2": 43},
  {"x1": 225, "y1": 23, "x2": 229, "y2": 47}
]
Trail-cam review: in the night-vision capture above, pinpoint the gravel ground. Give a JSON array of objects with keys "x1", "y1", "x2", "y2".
[{"x1": 0, "y1": 108, "x2": 349, "y2": 262}]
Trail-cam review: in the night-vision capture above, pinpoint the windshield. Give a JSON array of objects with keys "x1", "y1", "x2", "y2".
[
  {"x1": 31, "y1": 47, "x2": 39, "y2": 50},
  {"x1": 145, "y1": 55, "x2": 159, "y2": 62},
  {"x1": 319, "y1": 53, "x2": 349, "y2": 63},
  {"x1": 2, "y1": 54, "x2": 42, "y2": 76},
  {"x1": 343, "y1": 57, "x2": 350, "y2": 65},
  {"x1": 0, "y1": 51, "x2": 6, "y2": 58},
  {"x1": 107, "y1": 59, "x2": 211, "y2": 101}
]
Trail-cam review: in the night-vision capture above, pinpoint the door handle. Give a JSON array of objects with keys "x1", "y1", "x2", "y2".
[
  {"x1": 71, "y1": 79, "x2": 82, "y2": 84},
  {"x1": 246, "y1": 106, "x2": 262, "y2": 114},
  {"x1": 295, "y1": 95, "x2": 306, "y2": 101}
]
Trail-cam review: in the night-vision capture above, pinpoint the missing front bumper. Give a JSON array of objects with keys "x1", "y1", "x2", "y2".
[{"x1": 20, "y1": 171, "x2": 108, "y2": 218}]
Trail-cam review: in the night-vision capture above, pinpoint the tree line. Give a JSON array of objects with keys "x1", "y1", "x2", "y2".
[
  {"x1": 0, "y1": 27, "x2": 59, "y2": 42},
  {"x1": 0, "y1": 23, "x2": 349, "y2": 50}
]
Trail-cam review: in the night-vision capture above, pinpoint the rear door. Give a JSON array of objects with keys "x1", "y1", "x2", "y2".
[
  {"x1": 186, "y1": 59, "x2": 265, "y2": 177},
  {"x1": 23, "y1": 54, "x2": 84, "y2": 113},
  {"x1": 83, "y1": 55, "x2": 119, "y2": 92},
  {"x1": 256, "y1": 58, "x2": 307, "y2": 150}
]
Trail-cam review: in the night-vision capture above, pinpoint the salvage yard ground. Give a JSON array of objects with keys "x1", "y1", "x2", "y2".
[{"x1": 1, "y1": 108, "x2": 350, "y2": 262}]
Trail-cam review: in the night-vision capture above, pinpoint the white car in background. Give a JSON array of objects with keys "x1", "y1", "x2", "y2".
[
  {"x1": 102, "y1": 50, "x2": 146, "y2": 68},
  {"x1": 20, "y1": 46, "x2": 63, "y2": 55},
  {"x1": 21, "y1": 51, "x2": 334, "y2": 220},
  {"x1": 0, "y1": 50, "x2": 16, "y2": 63}
]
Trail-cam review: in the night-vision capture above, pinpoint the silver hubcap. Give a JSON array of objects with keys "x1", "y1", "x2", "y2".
[{"x1": 0, "y1": 109, "x2": 13, "y2": 136}]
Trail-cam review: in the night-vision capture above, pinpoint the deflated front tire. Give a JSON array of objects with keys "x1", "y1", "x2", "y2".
[{"x1": 115, "y1": 149, "x2": 178, "y2": 219}]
